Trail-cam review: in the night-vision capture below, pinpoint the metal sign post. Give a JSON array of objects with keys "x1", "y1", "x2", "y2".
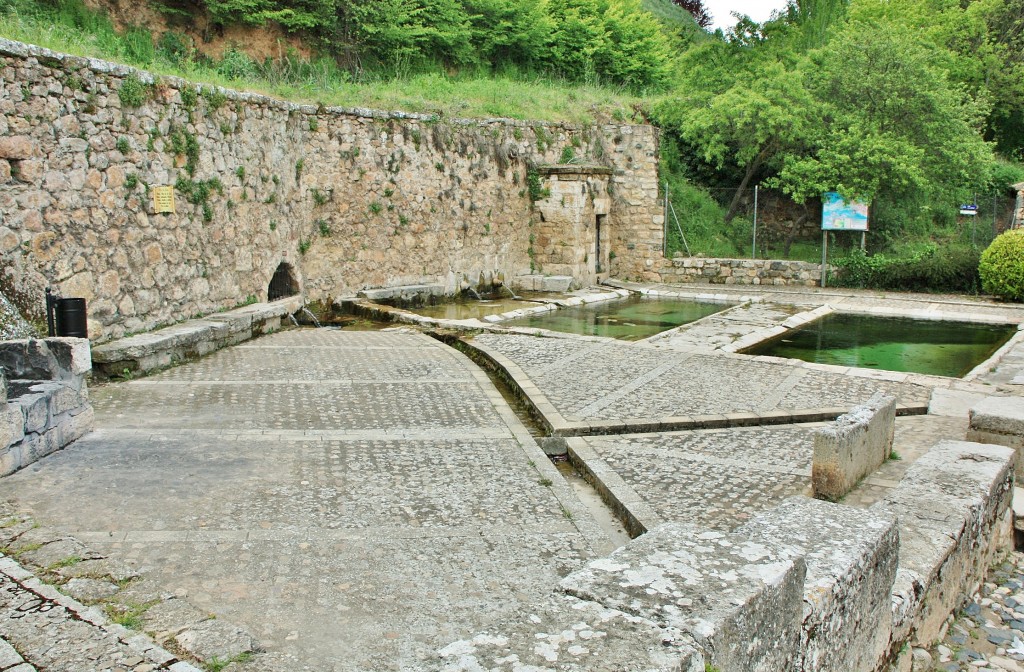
[{"x1": 821, "y1": 231, "x2": 828, "y2": 288}]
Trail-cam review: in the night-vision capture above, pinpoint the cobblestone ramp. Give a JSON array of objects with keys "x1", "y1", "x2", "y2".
[{"x1": 0, "y1": 329, "x2": 610, "y2": 671}]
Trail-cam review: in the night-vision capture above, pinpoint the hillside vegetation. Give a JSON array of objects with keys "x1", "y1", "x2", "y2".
[{"x1": 0, "y1": 0, "x2": 700, "y2": 122}]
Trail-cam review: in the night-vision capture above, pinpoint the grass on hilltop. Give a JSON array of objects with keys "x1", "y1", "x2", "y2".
[{"x1": 0, "y1": 0, "x2": 641, "y2": 124}]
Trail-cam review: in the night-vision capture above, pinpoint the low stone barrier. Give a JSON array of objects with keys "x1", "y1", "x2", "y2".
[
  {"x1": 659, "y1": 257, "x2": 825, "y2": 286},
  {"x1": 967, "y1": 396, "x2": 1024, "y2": 479},
  {"x1": 90, "y1": 297, "x2": 302, "y2": 378},
  {"x1": 738, "y1": 498, "x2": 899, "y2": 672},
  {"x1": 812, "y1": 393, "x2": 896, "y2": 501},
  {"x1": 435, "y1": 437, "x2": 1015, "y2": 672},
  {"x1": 0, "y1": 337, "x2": 93, "y2": 476},
  {"x1": 877, "y1": 440, "x2": 1015, "y2": 649}
]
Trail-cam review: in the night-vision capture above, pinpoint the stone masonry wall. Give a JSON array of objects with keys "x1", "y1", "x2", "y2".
[
  {"x1": 0, "y1": 39, "x2": 661, "y2": 343},
  {"x1": 657, "y1": 256, "x2": 824, "y2": 286}
]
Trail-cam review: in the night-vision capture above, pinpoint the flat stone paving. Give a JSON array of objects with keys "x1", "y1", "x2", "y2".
[
  {"x1": 471, "y1": 332, "x2": 934, "y2": 426},
  {"x1": 571, "y1": 414, "x2": 967, "y2": 533},
  {"x1": 0, "y1": 328, "x2": 611, "y2": 671},
  {"x1": 4, "y1": 282, "x2": 1024, "y2": 670}
]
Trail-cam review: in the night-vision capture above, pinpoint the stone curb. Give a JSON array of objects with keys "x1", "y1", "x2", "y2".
[{"x1": 0, "y1": 554, "x2": 204, "y2": 672}]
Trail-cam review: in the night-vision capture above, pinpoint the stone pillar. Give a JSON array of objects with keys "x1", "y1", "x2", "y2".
[{"x1": 812, "y1": 394, "x2": 896, "y2": 501}]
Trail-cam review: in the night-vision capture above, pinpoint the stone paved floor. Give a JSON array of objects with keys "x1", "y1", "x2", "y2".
[
  {"x1": 471, "y1": 332, "x2": 934, "y2": 424},
  {"x1": 0, "y1": 328, "x2": 610, "y2": 671},
  {"x1": 926, "y1": 551, "x2": 1024, "y2": 671},
  {"x1": 4, "y1": 283, "x2": 1024, "y2": 670}
]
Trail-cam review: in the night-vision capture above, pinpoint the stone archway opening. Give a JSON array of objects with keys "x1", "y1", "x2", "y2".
[{"x1": 267, "y1": 262, "x2": 299, "y2": 301}]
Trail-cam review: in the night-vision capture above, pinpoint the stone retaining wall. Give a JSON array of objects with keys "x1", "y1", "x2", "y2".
[
  {"x1": 657, "y1": 256, "x2": 825, "y2": 286},
  {"x1": 0, "y1": 337, "x2": 93, "y2": 476},
  {"x1": 967, "y1": 396, "x2": 1024, "y2": 480},
  {"x1": 0, "y1": 38, "x2": 661, "y2": 343}
]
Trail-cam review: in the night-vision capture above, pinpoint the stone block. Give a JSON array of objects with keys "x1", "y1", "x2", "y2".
[
  {"x1": 0, "y1": 443, "x2": 23, "y2": 477},
  {"x1": 15, "y1": 390, "x2": 49, "y2": 433},
  {"x1": 812, "y1": 393, "x2": 896, "y2": 501},
  {"x1": 874, "y1": 440, "x2": 1015, "y2": 645},
  {"x1": 44, "y1": 337, "x2": 92, "y2": 377},
  {"x1": 0, "y1": 369, "x2": 6, "y2": 404},
  {"x1": 968, "y1": 396, "x2": 1024, "y2": 478},
  {"x1": 560, "y1": 522, "x2": 805, "y2": 671},
  {"x1": 437, "y1": 593, "x2": 703, "y2": 671},
  {"x1": 738, "y1": 497, "x2": 899, "y2": 672},
  {"x1": 0, "y1": 135, "x2": 35, "y2": 160}
]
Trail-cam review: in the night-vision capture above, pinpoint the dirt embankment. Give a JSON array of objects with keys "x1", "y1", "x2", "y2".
[{"x1": 81, "y1": 0, "x2": 313, "y2": 62}]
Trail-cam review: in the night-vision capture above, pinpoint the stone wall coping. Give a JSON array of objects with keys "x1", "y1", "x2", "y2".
[
  {"x1": 0, "y1": 37, "x2": 654, "y2": 133},
  {"x1": 91, "y1": 297, "x2": 300, "y2": 364}
]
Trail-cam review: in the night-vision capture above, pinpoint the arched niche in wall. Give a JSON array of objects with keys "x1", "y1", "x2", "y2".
[{"x1": 267, "y1": 262, "x2": 300, "y2": 301}]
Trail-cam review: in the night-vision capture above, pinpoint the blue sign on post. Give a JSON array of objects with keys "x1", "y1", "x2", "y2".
[
  {"x1": 822, "y1": 192, "x2": 869, "y2": 231},
  {"x1": 959, "y1": 204, "x2": 978, "y2": 216}
]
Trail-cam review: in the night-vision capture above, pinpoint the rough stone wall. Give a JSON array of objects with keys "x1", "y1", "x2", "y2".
[
  {"x1": 657, "y1": 257, "x2": 824, "y2": 286},
  {"x1": 1013, "y1": 182, "x2": 1024, "y2": 230},
  {"x1": 0, "y1": 39, "x2": 661, "y2": 342},
  {"x1": 605, "y1": 124, "x2": 664, "y2": 283}
]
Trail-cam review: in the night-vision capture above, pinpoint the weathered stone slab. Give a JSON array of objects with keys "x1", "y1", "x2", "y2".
[
  {"x1": 358, "y1": 284, "x2": 445, "y2": 303},
  {"x1": 738, "y1": 496, "x2": 899, "y2": 672},
  {"x1": 513, "y1": 274, "x2": 574, "y2": 292},
  {"x1": 813, "y1": 393, "x2": 896, "y2": 500},
  {"x1": 874, "y1": 440, "x2": 1015, "y2": 646},
  {"x1": 437, "y1": 593, "x2": 703, "y2": 671},
  {"x1": 91, "y1": 299, "x2": 298, "y2": 377},
  {"x1": 0, "y1": 338, "x2": 90, "y2": 383},
  {"x1": 559, "y1": 522, "x2": 806, "y2": 671},
  {"x1": 968, "y1": 396, "x2": 1024, "y2": 478}
]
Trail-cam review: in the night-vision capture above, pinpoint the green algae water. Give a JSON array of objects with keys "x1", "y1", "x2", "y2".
[
  {"x1": 505, "y1": 297, "x2": 728, "y2": 341},
  {"x1": 746, "y1": 313, "x2": 1015, "y2": 378}
]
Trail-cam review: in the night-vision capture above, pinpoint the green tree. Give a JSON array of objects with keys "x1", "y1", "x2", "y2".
[
  {"x1": 463, "y1": 0, "x2": 552, "y2": 72},
  {"x1": 655, "y1": 56, "x2": 814, "y2": 220},
  {"x1": 596, "y1": 0, "x2": 673, "y2": 89},
  {"x1": 773, "y1": 21, "x2": 994, "y2": 205}
]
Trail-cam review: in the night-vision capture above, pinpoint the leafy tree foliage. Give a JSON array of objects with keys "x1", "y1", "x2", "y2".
[
  {"x1": 653, "y1": 0, "x2": 1014, "y2": 236},
  {"x1": 197, "y1": 0, "x2": 677, "y2": 88}
]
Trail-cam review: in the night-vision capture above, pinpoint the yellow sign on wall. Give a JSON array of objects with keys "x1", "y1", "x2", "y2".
[{"x1": 152, "y1": 186, "x2": 176, "y2": 214}]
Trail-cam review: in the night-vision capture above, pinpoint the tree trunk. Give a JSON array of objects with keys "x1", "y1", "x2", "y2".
[{"x1": 724, "y1": 145, "x2": 772, "y2": 223}]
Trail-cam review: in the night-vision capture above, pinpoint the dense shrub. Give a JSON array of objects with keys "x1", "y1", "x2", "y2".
[
  {"x1": 979, "y1": 230, "x2": 1024, "y2": 301},
  {"x1": 833, "y1": 245, "x2": 981, "y2": 294}
]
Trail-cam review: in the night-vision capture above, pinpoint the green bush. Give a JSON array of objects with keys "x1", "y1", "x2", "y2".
[
  {"x1": 833, "y1": 245, "x2": 981, "y2": 294},
  {"x1": 980, "y1": 230, "x2": 1024, "y2": 301}
]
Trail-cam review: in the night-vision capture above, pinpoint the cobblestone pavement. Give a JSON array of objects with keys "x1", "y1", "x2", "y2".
[
  {"x1": 572, "y1": 414, "x2": 968, "y2": 532},
  {"x1": 925, "y1": 551, "x2": 1024, "y2": 671},
  {"x1": 471, "y1": 332, "x2": 934, "y2": 424},
  {"x1": 644, "y1": 300, "x2": 814, "y2": 351},
  {"x1": 0, "y1": 328, "x2": 610, "y2": 671}
]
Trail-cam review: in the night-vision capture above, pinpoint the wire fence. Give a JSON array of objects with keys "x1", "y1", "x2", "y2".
[{"x1": 663, "y1": 184, "x2": 1020, "y2": 262}]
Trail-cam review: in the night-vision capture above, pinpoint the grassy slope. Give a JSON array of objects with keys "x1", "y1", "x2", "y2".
[{"x1": 0, "y1": 0, "x2": 666, "y2": 124}]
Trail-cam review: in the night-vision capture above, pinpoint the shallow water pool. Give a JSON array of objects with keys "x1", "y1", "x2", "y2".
[
  {"x1": 505, "y1": 297, "x2": 730, "y2": 341},
  {"x1": 745, "y1": 313, "x2": 1015, "y2": 378}
]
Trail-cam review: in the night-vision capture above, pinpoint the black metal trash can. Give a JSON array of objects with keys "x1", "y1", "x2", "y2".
[{"x1": 55, "y1": 297, "x2": 88, "y2": 338}]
